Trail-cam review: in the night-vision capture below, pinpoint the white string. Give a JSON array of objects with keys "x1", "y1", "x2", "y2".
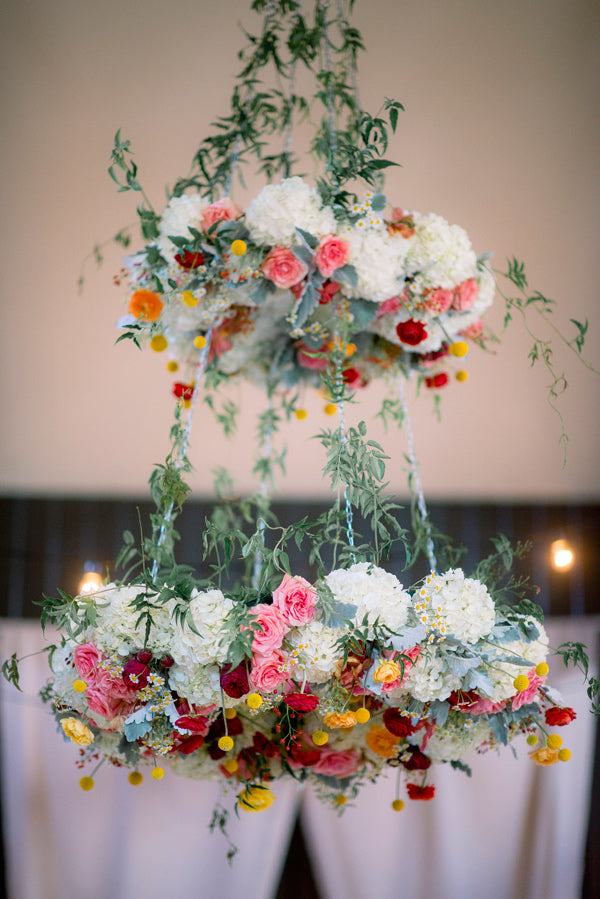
[
  {"x1": 321, "y1": 0, "x2": 339, "y2": 190},
  {"x1": 150, "y1": 331, "x2": 213, "y2": 580},
  {"x1": 396, "y1": 378, "x2": 437, "y2": 572},
  {"x1": 252, "y1": 395, "x2": 275, "y2": 590}
]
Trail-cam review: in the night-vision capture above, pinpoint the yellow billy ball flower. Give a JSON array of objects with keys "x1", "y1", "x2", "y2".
[
  {"x1": 535, "y1": 662, "x2": 549, "y2": 677},
  {"x1": 324, "y1": 403, "x2": 337, "y2": 415},
  {"x1": 224, "y1": 758, "x2": 239, "y2": 774},
  {"x1": 546, "y1": 734, "x2": 562, "y2": 750},
  {"x1": 73, "y1": 679, "x2": 87, "y2": 693},
  {"x1": 224, "y1": 708, "x2": 237, "y2": 719},
  {"x1": 558, "y1": 748, "x2": 571, "y2": 762},
  {"x1": 455, "y1": 370, "x2": 469, "y2": 383},
  {"x1": 295, "y1": 408, "x2": 308, "y2": 420},
  {"x1": 193, "y1": 335, "x2": 207, "y2": 349},
  {"x1": 449, "y1": 340, "x2": 468, "y2": 357},
  {"x1": 513, "y1": 675, "x2": 530, "y2": 692},
  {"x1": 237, "y1": 784, "x2": 275, "y2": 813},
  {"x1": 312, "y1": 730, "x2": 329, "y2": 746},
  {"x1": 182, "y1": 290, "x2": 198, "y2": 307},
  {"x1": 526, "y1": 734, "x2": 539, "y2": 746},
  {"x1": 128, "y1": 771, "x2": 143, "y2": 786},
  {"x1": 355, "y1": 708, "x2": 371, "y2": 724},
  {"x1": 79, "y1": 776, "x2": 94, "y2": 791},
  {"x1": 166, "y1": 360, "x2": 179, "y2": 372},
  {"x1": 246, "y1": 693, "x2": 263, "y2": 710},
  {"x1": 61, "y1": 717, "x2": 94, "y2": 746},
  {"x1": 218, "y1": 736, "x2": 234, "y2": 752},
  {"x1": 231, "y1": 240, "x2": 247, "y2": 256},
  {"x1": 392, "y1": 799, "x2": 405, "y2": 812},
  {"x1": 150, "y1": 334, "x2": 168, "y2": 352},
  {"x1": 335, "y1": 794, "x2": 347, "y2": 806},
  {"x1": 151, "y1": 767, "x2": 165, "y2": 780}
]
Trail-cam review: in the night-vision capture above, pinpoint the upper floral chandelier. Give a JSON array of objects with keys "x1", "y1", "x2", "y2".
[{"x1": 5, "y1": 0, "x2": 597, "y2": 853}]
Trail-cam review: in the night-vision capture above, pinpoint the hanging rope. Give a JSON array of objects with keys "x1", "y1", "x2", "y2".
[
  {"x1": 396, "y1": 378, "x2": 437, "y2": 572},
  {"x1": 332, "y1": 336, "x2": 356, "y2": 561},
  {"x1": 321, "y1": 0, "x2": 339, "y2": 191},
  {"x1": 150, "y1": 332, "x2": 213, "y2": 580},
  {"x1": 251, "y1": 394, "x2": 275, "y2": 590}
]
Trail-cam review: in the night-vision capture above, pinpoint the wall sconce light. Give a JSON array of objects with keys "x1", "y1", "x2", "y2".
[
  {"x1": 550, "y1": 538, "x2": 574, "y2": 571},
  {"x1": 79, "y1": 561, "x2": 103, "y2": 595}
]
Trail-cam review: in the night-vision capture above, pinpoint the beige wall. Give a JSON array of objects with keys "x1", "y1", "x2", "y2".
[{"x1": 0, "y1": 0, "x2": 598, "y2": 499}]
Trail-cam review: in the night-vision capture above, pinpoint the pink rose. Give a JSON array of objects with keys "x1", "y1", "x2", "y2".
[
  {"x1": 201, "y1": 197, "x2": 242, "y2": 234},
  {"x1": 314, "y1": 235, "x2": 350, "y2": 278},
  {"x1": 312, "y1": 748, "x2": 360, "y2": 779},
  {"x1": 391, "y1": 207, "x2": 404, "y2": 222},
  {"x1": 453, "y1": 278, "x2": 479, "y2": 311},
  {"x1": 250, "y1": 650, "x2": 292, "y2": 692},
  {"x1": 94, "y1": 668, "x2": 138, "y2": 702},
  {"x1": 376, "y1": 296, "x2": 402, "y2": 319},
  {"x1": 86, "y1": 687, "x2": 136, "y2": 721},
  {"x1": 295, "y1": 342, "x2": 328, "y2": 371},
  {"x1": 464, "y1": 697, "x2": 507, "y2": 715},
  {"x1": 512, "y1": 667, "x2": 545, "y2": 710},
  {"x1": 272, "y1": 574, "x2": 317, "y2": 626},
  {"x1": 73, "y1": 643, "x2": 102, "y2": 683},
  {"x1": 261, "y1": 247, "x2": 308, "y2": 289},
  {"x1": 458, "y1": 318, "x2": 483, "y2": 340},
  {"x1": 424, "y1": 288, "x2": 453, "y2": 314},
  {"x1": 249, "y1": 603, "x2": 288, "y2": 653}
]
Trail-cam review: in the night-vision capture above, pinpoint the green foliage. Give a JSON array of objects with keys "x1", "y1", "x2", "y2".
[{"x1": 1, "y1": 653, "x2": 21, "y2": 692}]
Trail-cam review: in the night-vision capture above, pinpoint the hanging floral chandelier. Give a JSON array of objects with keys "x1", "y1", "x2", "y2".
[{"x1": 4, "y1": 0, "x2": 597, "y2": 850}]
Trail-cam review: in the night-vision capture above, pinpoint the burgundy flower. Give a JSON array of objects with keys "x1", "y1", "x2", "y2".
[
  {"x1": 319, "y1": 280, "x2": 340, "y2": 304},
  {"x1": 545, "y1": 706, "x2": 577, "y2": 727},
  {"x1": 175, "y1": 715, "x2": 210, "y2": 734},
  {"x1": 425, "y1": 372, "x2": 449, "y2": 389},
  {"x1": 396, "y1": 318, "x2": 427, "y2": 346},
  {"x1": 171, "y1": 733, "x2": 205, "y2": 755},
  {"x1": 174, "y1": 249, "x2": 205, "y2": 270},
  {"x1": 136, "y1": 650, "x2": 153, "y2": 664},
  {"x1": 421, "y1": 344, "x2": 449, "y2": 363},
  {"x1": 283, "y1": 692, "x2": 319, "y2": 713},
  {"x1": 220, "y1": 663, "x2": 250, "y2": 699},
  {"x1": 383, "y1": 708, "x2": 417, "y2": 738},
  {"x1": 160, "y1": 654, "x2": 174, "y2": 668},
  {"x1": 407, "y1": 783, "x2": 435, "y2": 801},
  {"x1": 122, "y1": 659, "x2": 150, "y2": 689},
  {"x1": 402, "y1": 746, "x2": 431, "y2": 771}
]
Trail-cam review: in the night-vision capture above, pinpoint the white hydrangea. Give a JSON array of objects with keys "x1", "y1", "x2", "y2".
[
  {"x1": 340, "y1": 225, "x2": 411, "y2": 301},
  {"x1": 411, "y1": 716, "x2": 491, "y2": 761},
  {"x1": 89, "y1": 584, "x2": 173, "y2": 657},
  {"x1": 325, "y1": 563, "x2": 412, "y2": 638},
  {"x1": 405, "y1": 211, "x2": 477, "y2": 289},
  {"x1": 158, "y1": 193, "x2": 209, "y2": 263},
  {"x1": 168, "y1": 662, "x2": 223, "y2": 707},
  {"x1": 169, "y1": 588, "x2": 235, "y2": 668},
  {"x1": 487, "y1": 619, "x2": 549, "y2": 702},
  {"x1": 245, "y1": 177, "x2": 336, "y2": 246},
  {"x1": 50, "y1": 641, "x2": 88, "y2": 713},
  {"x1": 413, "y1": 569, "x2": 496, "y2": 645},
  {"x1": 288, "y1": 620, "x2": 343, "y2": 683},
  {"x1": 403, "y1": 648, "x2": 462, "y2": 702},
  {"x1": 216, "y1": 293, "x2": 293, "y2": 376}
]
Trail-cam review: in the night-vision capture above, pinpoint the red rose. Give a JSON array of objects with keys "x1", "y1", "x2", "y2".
[
  {"x1": 407, "y1": 783, "x2": 435, "y2": 801},
  {"x1": 396, "y1": 318, "x2": 427, "y2": 346},
  {"x1": 425, "y1": 373, "x2": 449, "y2": 389},
  {"x1": 160, "y1": 654, "x2": 174, "y2": 668},
  {"x1": 175, "y1": 715, "x2": 210, "y2": 734},
  {"x1": 319, "y1": 280, "x2": 340, "y2": 304},
  {"x1": 136, "y1": 650, "x2": 153, "y2": 664},
  {"x1": 402, "y1": 746, "x2": 431, "y2": 771},
  {"x1": 172, "y1": 733, "x2": 205, "y2": 755},
  {"x1": 220, "y1": 662, "x2": 250, "y2": 699},
  {"x1": 342, "y1": 367, "x2": 367, "y2": 389},
  {"x1": 172, "y1": 382, "x2": 195, "y2": 401},
  {"x1": 174, "y1": 249, "x2": 205, "y2": 270},
  {"x1": 283, "y1": 692, "x2": 319, "y2": 713},
  {"x1": 383, "y1": 708, "x2": 417, "y2": 738},
  {"x1": 545, "y1": 706, "x2": 577, "y2": 726},
  {"x1": 288, "y1": 746, "x2": 322, "y2": 767},
  {"x1": 122, "y1": 659, "x2": 150, "y2": 689}
]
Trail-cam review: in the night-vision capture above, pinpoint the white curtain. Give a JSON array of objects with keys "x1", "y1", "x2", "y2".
[{"x1": 1, "y1": 618, "x2": 597, "y2": 899}]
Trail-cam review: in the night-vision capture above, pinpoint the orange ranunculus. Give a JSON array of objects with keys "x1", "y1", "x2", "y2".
[
  {"x1": 365, "y1": 724, "x2": 399, "y2": 758},
  {"x1": 323, "y1": 711, "x2": 358, "y2": 730},
  {"x1": 128, "y1": 289, "x2": 163, "y2": 322}
]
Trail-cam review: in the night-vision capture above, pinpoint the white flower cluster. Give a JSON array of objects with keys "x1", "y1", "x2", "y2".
[
  {"x1": 326, "y1": 562, "x2": 412, "y2": 638},
  {"x1": 169, "y1": 588, "x2": 235, "y2": 668},
  {"x1": 288, "y1": 620, "x2": 342, "y2": 683},
  {"x1": 402, "y1": 648, "x2": 463, "y2": 702},
  {"x1": 488, "y1": 619, "x2": 549, "y2": 702},
  {"x1": 405, "y1": 212, "x2": 477, "y2": 290},
  {"x1": 413, "y1": 568, "x2": 496, "y2": 645},
  {"x1": 341, "y1": 225, "x2": 412, "y2": 301},
  {"x1": 88, "y1": 584, "x2": 173, "y2": 656},
  {"x1": 245, "y1": 177, "x2": 336, "y2": 246},
  {"x1": 158, "y1": 193, "x2": 208, "y2": 263},
  {"x1": 411, "y1": 715, "x2": 492, "y2": 761}
]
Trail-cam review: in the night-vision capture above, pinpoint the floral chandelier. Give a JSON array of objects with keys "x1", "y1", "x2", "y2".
[{"x1": 4, "y1": 0, "x2": 597, "y2": 855}]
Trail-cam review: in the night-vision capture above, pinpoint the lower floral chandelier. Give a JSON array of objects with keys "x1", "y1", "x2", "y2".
[{"x1": 4, "y1": 0, "x2": 596, "y2": 846}]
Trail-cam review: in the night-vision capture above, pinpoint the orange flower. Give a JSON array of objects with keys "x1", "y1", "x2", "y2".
[
  {"x1": 128, "y1": 289, "x2": 163, "y2": 322},
  {"x1": 529, "y1": 747, "x2": 559, "y2": 767},
  {"x1": 323, "y1": 711, "x2": 358, "y2": 729},
  {"x1": 365, "y1": 724, "x2": 399, "y2": 758}
]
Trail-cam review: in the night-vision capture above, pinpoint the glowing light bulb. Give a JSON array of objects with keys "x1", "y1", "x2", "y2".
[
  {"x1": 551, "y1": 539, "x2": 574, "y2": 571},
  {"x1": 79, "y1": 568, "x2": 103, "y2": 595}
]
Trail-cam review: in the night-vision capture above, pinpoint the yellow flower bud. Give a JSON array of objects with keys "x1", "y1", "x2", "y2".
[
  {"x1": 151, "y1": 767, "x2": 165, "y2": 780},
  {"x1": 193, "y1": 335, "x2": 207, "y2": 349},
  {"x1": 150, "y1": 334, "x2": 168, "y2": 352},
  {"x1": 166, "y1": 360, "x2": 179, "y2": 372},
  {"x1": 513, "y1": 675, "x2": 530, "y2": 692},
  {"x1": 449, "y1": 341, "x2": 468, "y2": 357},
  {"x1": 324, "y1": 403, "x2": 337, "y2": 415},
  {"x1": 455, "y1": 370, "x2": 469, "y2": 382},
  {"x1": 535, "y1": 662, "x2": 549, "y2": 677},
  {"x1": 224, "y1": 758, "x2": 239, "y2": 774},
  {"x1": 73, "y1": 679, "x2": 87, "y2": 693},
  {"x1": 246, "y1": 693, "x2": 263, "y2": 710},
  {"x1": 392, "y1": 799, "x2": 405, "y2": 812},
  {"x1": 558, "y1": 748, "x2": 571, "y2": 762},
  {"x1": 231, "y1": 240, "x2": 247, "y2": 256},
  {"x1": 526, "y1": 734, "x2": 538, "y2": 746},
  {"x1": 79, "y1": 776, "x2": 94, "y2": 791},
  {"x1": 295, "y1": 408, "x2": 308, "y2": 420},
  {"x1": 355, "y1": 708, "x2": 371, "y2": 724},
  {"x1": 128, "y1": 771, "x2": 143, "y2": 786},
  {"x1": 312, "y1": 730, "x2": 329, "y2": 746},
  {"x1": 335, "y1": 794, "x2": 347, "y2": 806},
  {"x1": 218, "y1": 736, "x2": 234, "y2": 752},
  {"x1": 546, "y1": 734, "x2": 562, "y2": 750},
  {"x1": 224, "y1": 708, "x2": 237, "y2": 719}
]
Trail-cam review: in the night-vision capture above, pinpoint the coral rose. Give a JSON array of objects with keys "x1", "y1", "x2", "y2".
[
  {"x1": 272, "y1": 574, "x2": 317, "y2": 626},
  {"x1": 73, "y1": 643, "x2": 102, "y2": 683},
  {"x1": 312, "y1": 748, "x2": 360, "y2": 779},
  {"x1": 453, "y1": 278, "x2": 479, "y2": 311},
  {"x1": 250, "y1": 603, "x2": 288, "y2": 653},
  {"x1": 261, "y1": 247, "x2": 308, "y2": 289},
  {"x1": 250, "y1": 650, "x2": 292, "y2": 692},
  {"x1": 314, "y1": 235, "x2": 350, "y2": 277},
  {"x1": 424, "y1": 288, "x2": 453, "y2": 314},
  {"x1": 201, "y1": 197, "x2": 242, "y2": 233}
]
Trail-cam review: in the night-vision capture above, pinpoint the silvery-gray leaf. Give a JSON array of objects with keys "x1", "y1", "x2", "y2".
[{"x1": 389, "y1": 624, "x2": 427, "y2": 652}]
